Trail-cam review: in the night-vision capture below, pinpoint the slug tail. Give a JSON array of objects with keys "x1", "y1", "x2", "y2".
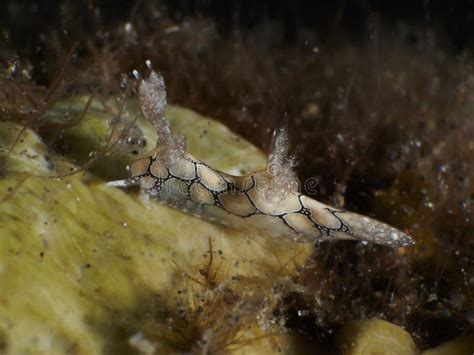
[{"x1": 334, "y1": 210, "x2": 415, "y2": 247}]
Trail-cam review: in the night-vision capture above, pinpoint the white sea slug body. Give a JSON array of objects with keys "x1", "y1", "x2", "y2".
[{"x1": 109, "y1": 70, "x2": 414, "y2": 248}]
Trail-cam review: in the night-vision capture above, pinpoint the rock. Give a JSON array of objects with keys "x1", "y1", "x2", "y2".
[{"x1": 335, "y1": 319, "x2": 418, "y2": 355}]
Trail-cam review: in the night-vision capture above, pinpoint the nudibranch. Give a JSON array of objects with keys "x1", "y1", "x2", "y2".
[{"x1": 109, "y1": 68, "x2": 414, "y2": 248}]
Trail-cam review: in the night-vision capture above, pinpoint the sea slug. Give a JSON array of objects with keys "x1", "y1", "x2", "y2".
[{"x1": 109, "y1": 67, "x2": 414, "y2": 248}]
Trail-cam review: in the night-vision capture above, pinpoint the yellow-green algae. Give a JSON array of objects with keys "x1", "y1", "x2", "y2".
[
  {"x1": 334, "y1": 319, "x2": 418, "y2": 355},
  {"x1": 0, "y1": 97, "x2": 314, "y2": 354}
]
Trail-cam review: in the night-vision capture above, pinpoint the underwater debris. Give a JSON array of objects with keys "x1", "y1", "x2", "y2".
[{"x1": 109, "y1": 69, "x2": 414, "y2": 248}]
